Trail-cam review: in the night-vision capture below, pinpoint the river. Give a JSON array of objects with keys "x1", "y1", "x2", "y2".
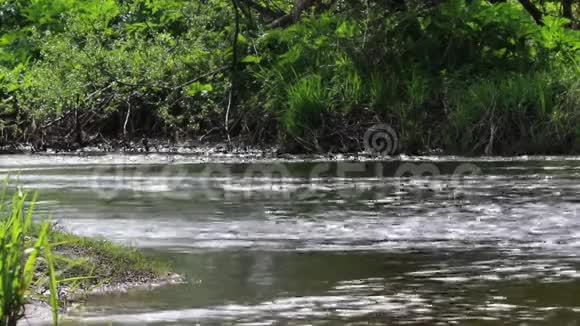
[{"x1": 3, "y1": 154, "x2": 580, "y2": 325}]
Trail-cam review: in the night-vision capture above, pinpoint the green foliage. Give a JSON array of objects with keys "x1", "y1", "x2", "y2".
[
  {"x1": 0, "y1": 184, "x2": 58, "y2": 326},
  {"x1": 1, "y1": 0, "x2": 232, "y2": 138},
  {"x1": 285, "y1": 74, "x2": 328, "y2": 134},
  {"x1": 447, "y1": 66, "x2": 580, "y2": 152},
  {"x1": 0, "y1": 0, "x2": 579, "y2": 153},
  {"x1": 254, "y1": 14, "x2": 364, "y2": 135},
  {"x1": 252, "y1": 0, "x2": 579, "y2": 152}
]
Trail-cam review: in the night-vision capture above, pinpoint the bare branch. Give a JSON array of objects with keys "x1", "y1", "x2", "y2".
[
  {"x1": 237, "y1": 0, "x2": 284, "y2": 19},
  {"x1": 517, "y1": 0, "x2": 544, "y2": 25},
  {"x1": 270, "y1": 0, "x2": 317, "y2": 28}
]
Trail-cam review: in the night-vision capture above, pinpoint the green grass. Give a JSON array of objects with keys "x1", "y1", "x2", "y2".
[
  {"x1": 285, "y1": 74, "x2": 328, "y2": 135},
  {"x1": 0, "y1": 187, "x2": 58, "y2": 326},
  {"x1": 446, "y1": 67, "x2": 579, "y2": 153},
  {"x1": 38, "y1": 226, "x2": 170, "y2": 290}
]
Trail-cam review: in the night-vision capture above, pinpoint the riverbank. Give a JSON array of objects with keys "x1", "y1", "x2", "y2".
[
  {"x1": 2, "y1": 126, "x2": 580, "y2": 157},
  {"x1": 2, "y1": 140, "x2": 579, "y2": 158},
  {"x1": 21, "y1": 222, "x2": 180, "y2": 324}
]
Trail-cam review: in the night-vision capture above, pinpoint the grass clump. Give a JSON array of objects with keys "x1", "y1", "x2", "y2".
[
  {"x1": 39, "y1": 226, "x2": 170, "y2": 290},
  {"x1": 447, "y1": 66, "x2": 580, "y2": 154},
  {"x1": 0, "y1": 187, "x2": 58, "y2": 326},
  {"x1": 285, "y1": 74, "x2": 328, "y2": 135}
]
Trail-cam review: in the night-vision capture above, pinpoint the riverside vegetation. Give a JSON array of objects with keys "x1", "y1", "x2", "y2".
[
  {"x1": 0, "y1": 182, "x2": 170, "y2": 325},
  {"x1": 0, "y1": 188, "x2": 58, "y2": 326},
  {"x1": 0, "y1": 0, "x2": 579, "y2": 154}
]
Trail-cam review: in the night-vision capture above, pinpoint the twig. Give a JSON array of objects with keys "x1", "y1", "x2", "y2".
[
  {"x1": 270, "y1": 0, "x2": 317, "y2": 28},
  {"x1": 199, "y1": 127, "x2": 220, "y2": 142},
  {"x1": 123, "y1": 100, "x2": 131, "y2": 137},
  {"x1": 86, "y1": 83, "x2": 114, "y2": 101},
  {"x1": 115, "y1": 66, "x2": 230, "y2": 92},
  {"x1": 175, "y1": 66, "x2": 230, "y2": 90},
  {"x1": 237, "y1": 0, "x2": 284, "y2": 19},
  {"x1": 114, "y1": 80, "x2": 173, "y2": 90}
]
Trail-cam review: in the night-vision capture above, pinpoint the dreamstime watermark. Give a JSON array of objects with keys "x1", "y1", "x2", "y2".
[
  {"x1": 364, "y1": 123, "x2": 399, "y2": 155},
  {"x1": 86, "y1": 163, "x2": 482, "y2": 214},
  {"x1": 392, "y1": 162, "x2": 481, "y2": 202},
  {"x1": 86, "y1": 124, "x2": 481, "y2": 209}
]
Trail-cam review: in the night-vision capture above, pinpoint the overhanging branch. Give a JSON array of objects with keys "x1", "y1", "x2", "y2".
[
  {"x1": 517, "y1": 0, "x2": 544, "y2": 25},
  {"x1": 270, "y1": 0, "x2": 317, "y2": 28},
  {"x1": 237, "y1": 0, "x2": 284, "y2": 20}
]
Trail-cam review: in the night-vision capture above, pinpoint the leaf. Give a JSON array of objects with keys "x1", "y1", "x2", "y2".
[
  {"x1": 241, "y1": 55, "x2": 262, "y2": 64},
  {"x1": 185, "y1": 82, "x2": 213, "y2": 96},
  {"x1": 237, "y1": 33, "x2": 247, "y2": 44},
  {"x1": 336, "y1": 21, "x2": 357, "y2": 38},
  {"x1": 44, "y1": 232, "x2": 59, "y2": 326}
]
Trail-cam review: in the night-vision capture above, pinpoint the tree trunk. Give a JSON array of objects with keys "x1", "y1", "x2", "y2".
[{"x1": 562, "y1": 0, "x2": 573, "y2": 20}]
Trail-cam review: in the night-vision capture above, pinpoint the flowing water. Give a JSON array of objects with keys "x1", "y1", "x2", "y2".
[{"x1": 4, "y1": 154, "x2": 580, "y2": 325}]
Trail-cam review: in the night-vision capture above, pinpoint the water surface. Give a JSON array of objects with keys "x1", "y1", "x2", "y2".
[{"x1": 3, "y1": 154, "x2": 580, "y2": 325}]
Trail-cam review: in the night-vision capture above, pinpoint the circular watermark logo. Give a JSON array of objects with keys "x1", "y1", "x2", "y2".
[{"x1": 364, "y1": 124, "x2": 399, "y2": 155}]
